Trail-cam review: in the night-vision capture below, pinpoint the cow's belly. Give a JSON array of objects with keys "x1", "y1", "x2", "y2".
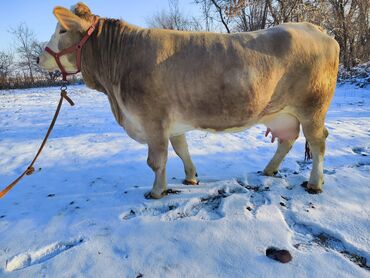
[
  {"x1": 170, "y1": 121, "x2": 254, "y2": 136},
  {"x1": 170, "y1": 122, "x2": 194, "y2": 137},
  {"x1": 170, "y1": 120, "x2": 256, "y2": 136},
  {"x1": 118, "y1": 101, "x2": 299, "y2": 142},
  {"x1": 170, "y1": 113, "x2": 300, "y2": 142}
]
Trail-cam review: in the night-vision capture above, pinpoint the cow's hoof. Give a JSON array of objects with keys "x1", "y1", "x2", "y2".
[
  {"x1": 145, "y1": 188, "x2": 181, "y2": 199},
  {"x1": 262, "y1": 170, "x2": 278, "y2": 177},
  {"x1": 262, "y1": 170, "x2": 272, "y2": 176},
  {"x1": 183, "y1": 179, "x2": 199, "y2": 185},
  {"x1": 144, "y1": 191, "x2": 164, "y2": 199},
  {"x1": 306, "y1": 184, "x2": 323, "y2": 194},
  {"x1": 300, "y1": 181, "x2": 323, "y2": 194}
]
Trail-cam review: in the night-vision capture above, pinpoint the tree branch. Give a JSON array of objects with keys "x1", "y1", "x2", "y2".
[{"x1": 210, "y1": 0, "x2": 231, "y2": 33}]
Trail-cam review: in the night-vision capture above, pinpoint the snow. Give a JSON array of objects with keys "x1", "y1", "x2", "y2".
[
  {"x1": 0, "y1": 83, "x2": 369, "y2": 277},
  {"x1": 338, "y1": 62, "x2": 370, "y2": 88}
]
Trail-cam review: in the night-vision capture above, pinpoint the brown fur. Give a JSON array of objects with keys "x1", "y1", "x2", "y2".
[{"x1": 73, "y1": 2, "x2": 93, "y2": 20}]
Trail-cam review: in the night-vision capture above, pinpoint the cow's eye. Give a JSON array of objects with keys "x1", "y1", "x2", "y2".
[{"x1": 59, "y1": 29, "x2": 67, "y2": 34}]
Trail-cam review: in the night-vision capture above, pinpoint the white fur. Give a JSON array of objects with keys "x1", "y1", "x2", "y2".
[
  {"x1": 309, "y1": 151, "x2": 324, "y2": 188},
  {"x1": 170, "y1": 122, "x2": 194, "y2": 137}
]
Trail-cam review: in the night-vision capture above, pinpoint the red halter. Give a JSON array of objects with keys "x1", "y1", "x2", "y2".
[{"x1": 45, "y1": 17, "x2": 99, "y2": 81}]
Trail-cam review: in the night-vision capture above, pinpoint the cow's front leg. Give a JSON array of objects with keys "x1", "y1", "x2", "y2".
[
  {"x1": 146, "y1": 135, "x2": 169, "y2": 199},
  {"x1": 170, "y1": 134, "x2": 198, "y2": 185}
]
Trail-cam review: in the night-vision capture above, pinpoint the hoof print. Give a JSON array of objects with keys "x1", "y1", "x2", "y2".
[
  {"x1": 164, "y1": 188, "x2": 181, "y2": 195},
  {"x1": 266, "y1": 247, "x2": 292, "y2": 263},
  {"x1": 122, "y1": 210, "x2": 136, "y2": 220}
]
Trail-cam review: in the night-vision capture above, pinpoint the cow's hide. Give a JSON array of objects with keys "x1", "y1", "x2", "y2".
[{"x1": 40, "y1": 3, "x2": 339, "y2": 198}]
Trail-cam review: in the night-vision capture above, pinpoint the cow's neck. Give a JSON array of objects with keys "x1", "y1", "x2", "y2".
[{"x1": 80, "y1": 18, "x2": 143, "y2": 94}]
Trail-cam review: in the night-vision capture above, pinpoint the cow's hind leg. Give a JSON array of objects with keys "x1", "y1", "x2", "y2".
[
  {"x1": 263, "y1": 137, "x2": 298, "y2": 176},
  {"x1": 170, "y1": 134, "x2": 198, "y2": 185},
  {"x1": 146, "y1": 133, "x2": 169, "y2": 199},
  {"x1": 301, "y1": 121, "x2": 329, "y2": 193}
]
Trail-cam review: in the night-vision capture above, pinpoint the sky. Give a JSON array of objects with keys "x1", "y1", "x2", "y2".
[{"x1": 0, "y1": 0, "x2": 201, "y2": 51}]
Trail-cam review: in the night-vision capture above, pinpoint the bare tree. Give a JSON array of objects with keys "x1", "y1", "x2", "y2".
[
  {"x1": 355, "y1": 0, "x2": 369, "y2": 64},
  {"x1": 325, "y1": 0, "x2": 369, "y2": 69},
  {"x1": 234, "y1": 0, "x2": 269, "y2": 31},
  {"x1": 197, "y1": 0, "x2": 215, "y2": 31},
  {"x1": 0, "y1": 50, "x2": 14, "y2": 83},
  {"x1": 9, "y1": 23, "x2": 39, "y2": 82},
  {"x1": 147, "y1": 0, "x2": 202, "y2": 31},
  {"x1": 194, "y1": 0, "x2": 369, "y2": 68},
  {"x1": 267, "y1": 0, "x2": 302, "y2": 24},
  {"x1": 209, "y1": 0, "x2": 232, "y2": 32},
  {"x1": 195, "y1": 0, "x2": 270, "y2": 32}
]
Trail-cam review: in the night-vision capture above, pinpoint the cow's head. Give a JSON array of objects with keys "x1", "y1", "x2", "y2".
[{"x1": 38, "y1": 2, "x2": 96, "y2": 73}]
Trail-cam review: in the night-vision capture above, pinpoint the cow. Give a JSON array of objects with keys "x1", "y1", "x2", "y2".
[{"x1": 38, "y1": 2, "x2": 339, "y2": 199}]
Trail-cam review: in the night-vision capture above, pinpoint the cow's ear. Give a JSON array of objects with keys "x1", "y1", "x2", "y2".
[
  {"x1": 74, "y1": 2, "x2": 93, "y2": 20},
  {"x1": 53, "y1": 7, "x2": 88, "y2": 32}
]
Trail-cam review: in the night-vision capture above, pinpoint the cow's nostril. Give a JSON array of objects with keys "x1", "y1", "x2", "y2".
[{"x1": 36, "y1": 57, "x2": 40, "y2": 64}]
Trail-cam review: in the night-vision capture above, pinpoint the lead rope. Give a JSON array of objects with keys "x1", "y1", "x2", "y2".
[{"x1": 0, "y1": 82, "x2": 74, "y2": 199}]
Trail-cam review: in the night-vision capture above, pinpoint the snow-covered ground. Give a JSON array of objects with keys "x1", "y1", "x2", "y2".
[{"x1": 0, "y1": 83, "x2": 369, "y2": 277}]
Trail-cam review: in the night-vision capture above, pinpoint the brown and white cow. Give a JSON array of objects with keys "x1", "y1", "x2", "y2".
[{"x1": 38, "y1": 3, "x2": 339, "y2": 199}]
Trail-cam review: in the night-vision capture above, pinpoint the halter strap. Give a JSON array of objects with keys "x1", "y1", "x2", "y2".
[{"x1": 45, "y1": 17, "x2": 99, "y2": 81}]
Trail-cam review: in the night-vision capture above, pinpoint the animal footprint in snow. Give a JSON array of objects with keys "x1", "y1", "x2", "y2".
[
  {"x1": 122, "y1": 186, "x2": 245, "y2": 221},
  {"x1": 121, "y1": 203, "x2": 180, "y2": 220},
  {"x1": 323, "y1": 169, "x2": 336, "y2": 175},
  {"x1": 352, "y1": 146, "x2": 369, "y2": 156},
  {"x1": 5, "y1": 238, "x2": 84, "y2": 272}
]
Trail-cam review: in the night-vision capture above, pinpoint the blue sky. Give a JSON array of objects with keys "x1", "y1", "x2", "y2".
[{"x1": 0, "y1": 0, "x2": 200, "y2": 50}]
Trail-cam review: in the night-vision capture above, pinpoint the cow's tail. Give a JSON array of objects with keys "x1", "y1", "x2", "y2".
[{"x1": 304, "y1": 141, "x2": 312, "y2": 161}]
